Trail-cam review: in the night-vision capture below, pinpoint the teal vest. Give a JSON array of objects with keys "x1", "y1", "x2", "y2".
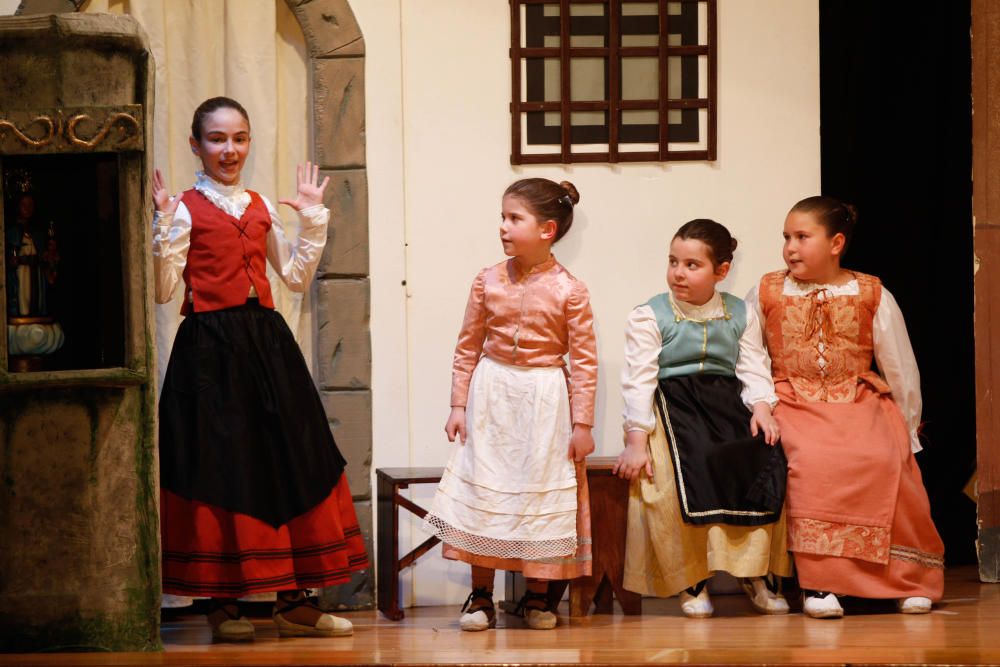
[{"x1": 645, "y1": 292, "x2": 747, "y2": 379}]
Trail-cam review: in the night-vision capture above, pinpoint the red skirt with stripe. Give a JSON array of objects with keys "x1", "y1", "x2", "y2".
[{"x1": 161, "y1": 476, "x2": 368, "y2": 597}]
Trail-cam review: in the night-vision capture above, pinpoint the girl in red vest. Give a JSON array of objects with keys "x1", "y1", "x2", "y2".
[{"x1": 152, "y1": 96, "x2": 367, "y2": 641}]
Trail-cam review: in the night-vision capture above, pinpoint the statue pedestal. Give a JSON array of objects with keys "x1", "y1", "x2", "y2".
[{"x1": 8, "y1": 316, "x2": 64, "y2": 371}]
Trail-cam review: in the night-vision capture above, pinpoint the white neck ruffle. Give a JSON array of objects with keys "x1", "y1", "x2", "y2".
[
  {"x1": 193, "y1": 171, "x2": 251, "y2": 219},
  {"x1": 783, "y1": 275, "x2": 859, "y2": 297}
]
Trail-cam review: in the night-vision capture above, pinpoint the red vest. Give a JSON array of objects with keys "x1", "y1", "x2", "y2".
[{"x1": 179, "y1": 189, "x2": 275, "y2": 315}]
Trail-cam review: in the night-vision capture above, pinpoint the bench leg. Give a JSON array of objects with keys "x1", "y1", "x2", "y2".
[{"x1": 377, "y1": 475, "x2": 404, "y2": 620}]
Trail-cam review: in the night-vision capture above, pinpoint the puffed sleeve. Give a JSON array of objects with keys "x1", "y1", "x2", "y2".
[
  {"x1": 873, "y1": 287, "x2": 923, "y2": 453},
  {"x1": 450, "y1": 269, "x2": 488, "y2": 408},
  {"x1": 566, "y1": 280, "x2": 598, "y2": 426},
  {"x1": 621, "y1": 305, "x2": 660, "y2": 433},
  {"x1": 736, "y1": 305, "x2": 778, "y2": 408},
  {"x1": 263, "y1": 196, "x2": 329, "y2": 293},
  {"x1": 744, "y1": 285, "x2": 765, "y2": 336},
  {"x1": 152, "y1": 202, "x2": 192, "y2": 304}
]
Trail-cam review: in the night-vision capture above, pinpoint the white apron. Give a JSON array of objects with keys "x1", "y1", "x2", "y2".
[{"x1": 424, "y1": 356, "x2": 578, "y2": 560}]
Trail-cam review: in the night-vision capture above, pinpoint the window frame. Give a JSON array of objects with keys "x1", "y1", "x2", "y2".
[{"x1": 510, "y1": 0, "x2": 717, "y2": 164}]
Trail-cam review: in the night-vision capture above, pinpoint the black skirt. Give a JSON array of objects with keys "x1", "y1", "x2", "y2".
[
  {"x1": 656, "y1": 374, "x2": 787, "y2": 526},
  {"x1": 159, "y1": 299, "x2": 346, "y2": 528}
]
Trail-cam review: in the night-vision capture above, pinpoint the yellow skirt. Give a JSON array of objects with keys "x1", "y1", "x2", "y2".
[{"x1": 623, "y1": 408, "x2": 793, "y2": 597}]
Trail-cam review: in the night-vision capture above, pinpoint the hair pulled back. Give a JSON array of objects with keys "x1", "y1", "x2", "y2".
[
  {"x1": 673, "y1": 218, "x2": 737, "y2": 267},
  {"x1": 790, "y1": 195, "x2": 858, "y2": 250},
  {"x1": 191, "y1": 96, "x2": 251, "y2": 141},
  {"x1": 503, "y1": 178, "x2": 580, "y2": 242}
]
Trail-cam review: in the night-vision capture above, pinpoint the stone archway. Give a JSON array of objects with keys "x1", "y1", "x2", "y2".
[{"x1": 283, "y1": 0, "x2": 373, "y2": 608}]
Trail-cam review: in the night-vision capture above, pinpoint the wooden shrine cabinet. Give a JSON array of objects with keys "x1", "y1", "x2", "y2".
[{"x1": 0, "y1": 13, "x2": 158, "y2": 652}]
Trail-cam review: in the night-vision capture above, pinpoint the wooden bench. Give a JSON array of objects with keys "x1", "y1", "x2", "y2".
[{"x1": 375, "y1": 458, "x2": 641, "y2": 620}]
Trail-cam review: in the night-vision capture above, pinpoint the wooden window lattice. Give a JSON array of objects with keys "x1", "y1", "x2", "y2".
[{"x1": 510, "y1": 0, "x2": 717, "y2": 164}]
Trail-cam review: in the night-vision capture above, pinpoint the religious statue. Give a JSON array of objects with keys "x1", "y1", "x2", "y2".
[
  {"x1": 6, "y1": 193, "x2": 59, "y2": 317},
  {"x1": 5, "y1": 188, "x2": 64, "y2": 371}
]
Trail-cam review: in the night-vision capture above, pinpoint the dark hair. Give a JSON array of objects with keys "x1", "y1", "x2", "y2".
[
  {"x1": 503, "y1": 178, "x2": 580, "y2": 242},
  {"x1": 790, "y1": 195, "x2": 858, "y2": 250},
  {"x1": 673, "y1": 218, "x2": 737, "y2": 267},
  {"x1": 191, "y1": 96, "x2": 250, "y2": 140}
]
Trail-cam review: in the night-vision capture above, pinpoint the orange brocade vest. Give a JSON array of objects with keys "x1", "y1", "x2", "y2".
[
  {"x1": 179, "y1": 189, "x2": 275, "y2": 315},
  {"x1": 758, "y1": 270, "x2": 891, "y2": 403}
]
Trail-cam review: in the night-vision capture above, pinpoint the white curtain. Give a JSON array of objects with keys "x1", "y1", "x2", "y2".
[
  {"x1": 81, "y1": 0, "x2": 312, "y2": 605},
  {"x1": 81, "y1": 0, "x2": 314, "y2": 383}
]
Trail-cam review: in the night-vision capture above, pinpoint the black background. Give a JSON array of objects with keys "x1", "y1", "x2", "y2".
[{"x1": 820, "y1": 1, "x2": 975, "y2": 563}]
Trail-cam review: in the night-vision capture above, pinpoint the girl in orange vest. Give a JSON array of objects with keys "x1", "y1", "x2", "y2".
[
  {"x1": 152, "y1": 97, "x2": 367, "y2": 641},
  {"x1": 748, "y1": 196, "x2": 944, "y2": 618}
]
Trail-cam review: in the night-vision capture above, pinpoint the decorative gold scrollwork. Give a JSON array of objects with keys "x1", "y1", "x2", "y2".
[
  {"x1": 65, "y1": 112, "x2": 141, "y2": 148},
  {"x1": 0, "y1": 115, "x2": 59, "y2": 148}
]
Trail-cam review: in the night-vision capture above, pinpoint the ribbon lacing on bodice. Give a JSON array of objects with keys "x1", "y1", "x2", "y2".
[{"x1": 803, "y1": 288, "x2": 833, "y2": 376}]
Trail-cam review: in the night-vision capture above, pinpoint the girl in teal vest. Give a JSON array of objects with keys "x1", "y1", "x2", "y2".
[{"x1": 614, "y1": 219, "x2": 792, "y2": 617}]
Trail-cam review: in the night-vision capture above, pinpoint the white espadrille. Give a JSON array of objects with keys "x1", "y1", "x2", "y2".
[
  {"x1": 207, "y1": 603, "x2": 255, "y2": 642},
  {"x1": 897, "y1": 596, "x2": 932, "y2": 614},
  {"x1": 272, "y1": 591, "x2": 353, "y2": 637},
  {"x1": 679, "y1": 584, "x2": 714, "y2": 618},
  {"x1": 803, "y1": 591, "x2": 843, "y2": 619},
  {"x1": 741, "y1": 576, "x2": 790, "y2": 615},
  {"x1": 515, "y1": 590, "x2": 558, "y2": 630},
  {"x1": 459, "y1": 587, "x2": 497, "y2": 632},
  {"x1": 272, "y1": 609, "x2": 353, "y2": 637}
]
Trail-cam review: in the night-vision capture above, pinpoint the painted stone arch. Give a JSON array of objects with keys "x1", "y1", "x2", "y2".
[{"x1": 282, "y1": 0, "x2": 373, "y2": 608}]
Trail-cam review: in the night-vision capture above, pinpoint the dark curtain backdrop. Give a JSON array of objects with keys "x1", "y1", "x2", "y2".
[{"x1": 819, "y1": 1, "x2": 976, "y2": 563}]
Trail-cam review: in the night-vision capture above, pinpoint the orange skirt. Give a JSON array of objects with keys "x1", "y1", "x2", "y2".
[
  {"x1": 774, "y1": 381, "x2": 944, "y2": 600},
  {"x1": 161, "y1": 477, "x2": 368, "y2": 597},
  {"x1": 441, "y1": 460, "x2": 593, "y2": 580}
]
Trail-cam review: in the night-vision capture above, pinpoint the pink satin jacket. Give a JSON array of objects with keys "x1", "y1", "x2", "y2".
[{"x1": 450, "y1": 255, "x2": 598, "y2": 426}]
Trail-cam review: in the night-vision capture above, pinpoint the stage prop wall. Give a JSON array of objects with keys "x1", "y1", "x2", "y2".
[{"x1": 0, "y1": 12, "x2": 159, "y2": 651}]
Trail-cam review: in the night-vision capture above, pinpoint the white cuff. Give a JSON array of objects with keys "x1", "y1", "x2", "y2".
[{"x1": 623, "y1": 420, "x2": 655, "y2": 434}]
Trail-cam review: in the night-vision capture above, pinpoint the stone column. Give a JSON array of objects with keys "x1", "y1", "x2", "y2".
[{"x1": 286, "y1": 0, "x2": 374, "y2": 609}]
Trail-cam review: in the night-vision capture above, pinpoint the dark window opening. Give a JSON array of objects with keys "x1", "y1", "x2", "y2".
[{"x1": 3, "y1": 154, "x2": 125, "y2": 372}]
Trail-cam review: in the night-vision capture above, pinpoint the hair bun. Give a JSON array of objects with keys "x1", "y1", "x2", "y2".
[
  {"x1": 730, "y1": 237, "x2": 738, "y2": 253},
  {"x1": 559, "y1": 181, "x2": 580, "y2": 205},
  {"x1": 843, "y1": 202, "x2": 858, "y2": 229}
]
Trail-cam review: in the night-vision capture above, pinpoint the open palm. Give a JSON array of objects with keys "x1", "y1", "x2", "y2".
[
  {"x1": 152, "y1": 168, "x2": 180, "y2": 215},
  {"x1": 279, "y1": 161, "x2": 330, "y2": 212}
]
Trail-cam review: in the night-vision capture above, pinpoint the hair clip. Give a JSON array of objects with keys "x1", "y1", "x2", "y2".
[{"x1": 558, "y1": 194, "x2": 574, "y2": 208}]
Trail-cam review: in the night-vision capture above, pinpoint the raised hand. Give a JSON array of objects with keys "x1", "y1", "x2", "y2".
[
  {"x1": 152, "y1": 168, "x2": 180, "y2": 215},
  {"x1": 279, "y1": 161, "x2": 330, "y2": 212}
]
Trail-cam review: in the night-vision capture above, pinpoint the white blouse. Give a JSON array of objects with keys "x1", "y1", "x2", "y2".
[
  {"x1": 152, "y1": 171, "x2": 329, "y2": 305},
  {"x1": 745, "y1": 276, "x2": 923, "y2": 453},
  {"x1": 621, "y1": 291, "x2": 778, "y2": 434}
]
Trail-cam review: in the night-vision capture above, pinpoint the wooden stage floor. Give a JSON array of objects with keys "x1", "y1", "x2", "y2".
[{"x1": 3, "y1": 566, "x2": 1000, "y2": 666}]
